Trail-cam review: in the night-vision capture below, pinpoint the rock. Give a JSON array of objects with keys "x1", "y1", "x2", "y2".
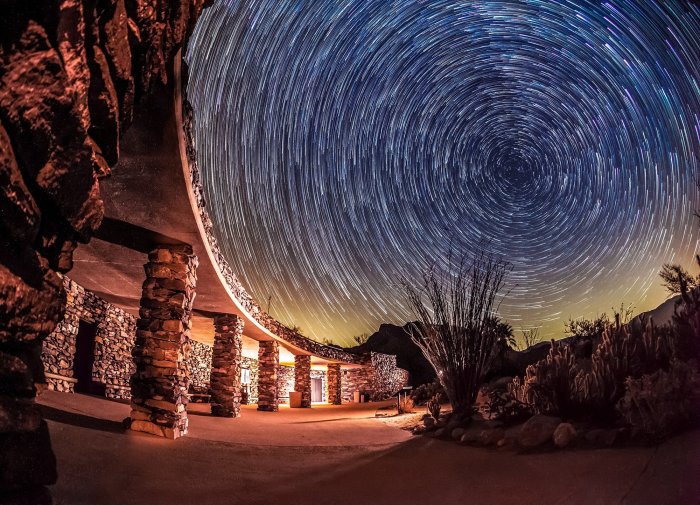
[
  {"x1": 460, "y1": 430, "x2": 481, "y2": 444},
  {"x1": 451, "y1": 427, "x2": 466, "y2": 440},
  {"x1": 497, "y1": 437, "x2": 511, "y2": 448},
  {"x1": 584, "y1": 428, "x2": 619, "y2": 447},
  {"x1": 479, "y1": 427, "x2": 506, "y2": 446},
  {"x1": 423, "y1": 416, "x2": 435, "y2": 428},
  {"x1": 518, "y1": 415, "x2": 562, "y2": 449},
  {"x1": 434, "y1": 428, "x2": 446, "y2": 438},
  {"x1": 446, "y1": 418, "x2": 463, "y2": 431},
  {"x1": 553, "y1": 422, "x2": 577, "y2": 448}
]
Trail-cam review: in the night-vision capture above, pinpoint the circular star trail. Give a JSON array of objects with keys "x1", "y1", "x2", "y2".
[{"x1": 186, "y1": 0, "x2": 700, "y2": 346}]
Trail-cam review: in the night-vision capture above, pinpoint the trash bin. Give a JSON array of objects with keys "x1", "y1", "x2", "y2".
[
  {"x1": 289, "y1": 391, "x2": 302, "y2": 408},
  {"x1": 353, "y1": 390, "x2": 360, "y2": 403}
]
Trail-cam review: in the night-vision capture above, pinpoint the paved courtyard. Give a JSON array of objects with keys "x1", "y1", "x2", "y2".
[{"x1": 39, "y1": 391, "x2": 700, "y2": 505}]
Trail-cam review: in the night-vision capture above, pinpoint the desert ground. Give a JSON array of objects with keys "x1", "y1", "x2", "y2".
[{"x1": 38, "y1": 391, "x2": 700, "y2": 505}]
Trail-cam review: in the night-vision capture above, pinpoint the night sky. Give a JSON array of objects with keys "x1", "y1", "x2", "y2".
[{"x1": 186, "y1": 0, "x2": 700, "y2": 346}]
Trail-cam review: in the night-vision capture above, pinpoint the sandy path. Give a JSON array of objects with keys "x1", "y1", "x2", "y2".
[{"x1": 38, "y1": 391, "x2": 700, "y2": 505}]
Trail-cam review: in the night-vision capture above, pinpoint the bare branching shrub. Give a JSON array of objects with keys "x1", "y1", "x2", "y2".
[
  {"x1": 352, "y1": 333, "x2": 370, "y2": 346},
  {"x1": 404, "y1": 252, "x2": 510, "y2": 421},
  {"x1": 514, "y1": 326, "x2": 542, "y2": 351},
  {"x1": 427, "y1": 393, "x2": 442, "y2": 421}
]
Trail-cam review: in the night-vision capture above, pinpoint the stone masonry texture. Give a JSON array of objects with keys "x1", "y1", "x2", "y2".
[
  {"x1": 42, "y1": 276, "x2": 136, "y2": 399},
  {"x1": 210, "y1": 314, "x2": 244, "y2": 417},
  {"x1": 129, "y1": 245, "x2": 198, "y2": 440},
  {"x1": 257, "y1": 340, "x2": 279, "y2": 412},
  {"x1": 294, "y1": 355, "x2": 312, "y2": 408},
  {"x1": 327, "y1": 363, "x2": 342, "y2": 405}
]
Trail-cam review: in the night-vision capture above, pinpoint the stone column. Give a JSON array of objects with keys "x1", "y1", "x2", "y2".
[
  {"x1": 129, "y1": 245, "x2": 197, "y2": 439},
  {"x1": 257, "y1": 340, "x2": 279, "y2": 412},
  {"x1": 294, "y1": 354, "x2": 311, "y2": 408},
  {"x1": 327, "y1": 363, "x2": 342, "y2": 405},
  {"x1": 210, "y1": 314, "x2": 244, "y2": 417}
]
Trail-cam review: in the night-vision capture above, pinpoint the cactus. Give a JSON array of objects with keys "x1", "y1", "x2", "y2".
[
  {"x1": 427, "y1": 393, "x2": 442, "y2": 420},
  {"x1": 508, "y1": 339, "x2": 583, "y2": 417},
  {"x1": 510, "y1": 316, "x2": 673, "y2": 421},
  {"x1": 617, "y1": 359, "x2": 700, "y2": 439}
]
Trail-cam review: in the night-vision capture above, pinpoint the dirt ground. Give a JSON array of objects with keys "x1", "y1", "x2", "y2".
[{"x1": 38, "y1": 391, "x2": 700, "y2": 505}]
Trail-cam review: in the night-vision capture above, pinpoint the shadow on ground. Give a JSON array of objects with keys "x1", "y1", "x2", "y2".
[{"x1": 39, "y1": 404, "x2": 125, "y2": 434}]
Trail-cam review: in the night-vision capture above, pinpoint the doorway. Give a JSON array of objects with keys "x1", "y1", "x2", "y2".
[
  {"x1": 311, "y1": 377, "x2": 323, "y2": 403},
  {"x1": 73, "y1": 320, "x2": 100, "y2": 394}
]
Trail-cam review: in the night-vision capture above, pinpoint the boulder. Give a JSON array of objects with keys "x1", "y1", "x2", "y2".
[
  {"x1": 584, "y1": 428, "x2": 619, "y2": 447},
  {"x1": 553, "y1": 422, "x2": 577, "y2": 448},
  {"x1": 460, "y1": 430, "x2": 481, "y2": 444},
  {"x1": 497, "y1": 437, "x2": 512, "y2": 448},
  {"x1": 479, "y1": 427, "x2": 506, "y2": 446},
  {"x1": 451, "y1": 427, "x2": 466, "y2": 440},
  {"x1": 518, "y1": 415, "x2": 562, "y2": 449},
  {"x1": 446, "y1": 417, "x2": 463, "y2": 432}
]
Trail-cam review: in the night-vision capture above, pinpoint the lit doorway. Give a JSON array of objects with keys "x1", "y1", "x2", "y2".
[{"x1": 311, "y1": 377, "x2": 323, "y2": 403}]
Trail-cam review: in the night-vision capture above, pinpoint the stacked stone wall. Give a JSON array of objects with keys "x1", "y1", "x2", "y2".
[
  {"x1": 277, "y1": 365, "x2": 295, "y2": 405},
  {"x1": 341, "y1": 352, "x2": 409, "y2": 402},
  {"x1": 42, "y1": 276, "x2": 137, "y2": 399},
  {"x1": 242, "y1": 356, "x2": 259, "y2": 404},
  {"x1": 188, "y1": 339, "x2": 213, "y2": 393}
]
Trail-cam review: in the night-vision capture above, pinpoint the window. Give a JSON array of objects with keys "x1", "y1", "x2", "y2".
[{"x1": 241, "y1": 368, "x2": 251, "y2": 384}]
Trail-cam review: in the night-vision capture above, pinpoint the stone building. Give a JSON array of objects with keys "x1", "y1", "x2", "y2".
[
  {"x1": 0, "y1": 3, "x2": 408, "y2": 502},
  {"x1": 41, "y1": 275, "x2": 407, "y2": 411}
]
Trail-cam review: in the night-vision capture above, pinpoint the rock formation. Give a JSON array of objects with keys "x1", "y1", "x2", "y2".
[{"x1": 0, "y1": 1, "x2": 209, "y2": 501}]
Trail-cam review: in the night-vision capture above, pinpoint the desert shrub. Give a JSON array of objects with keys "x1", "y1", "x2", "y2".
[
  {"x1": 411, "y1": 378, "x2": 445, "y2": 405},
  {"x1": 482, "y1": 386, "x2": 531, "y2": 425},
  {"x1": 509, "y1": 339, "x2": 583, "y2": 418},
  {"x1": 565, "y1": 314, "x2": 609, "y2": 341},
  {"x1": 427, "y1": 393, "x2": 442, "y2": 420},
  {"x1": 404, "y1": 252, "x2": 510, "y2": 421},
  {"x1": 575, "y1": 315, "x2": 672, "y2": 421},
  {"x1": 618, "y1": 359, "x2": 700, "y2": 440},
  {"x1": 513, "y1": 326, "x2": 542, "y2": 351},
  {"x1": 510, "y1": 315, "x2": 672, "y2": 421},
  {"x1": 398, "y1": 395, "x2": 415, "y2": 414}
]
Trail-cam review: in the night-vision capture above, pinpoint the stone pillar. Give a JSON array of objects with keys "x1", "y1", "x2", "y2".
[
  {"x1": 327, "y1": 363, "x2": 342, "y2": 405},
  {"x1": 210, "y1": 314, "x2": 244, "y2": 417},
  {"x1": 257, "y1": 340, "x2": 279, "y2": 412},
  {"x1": 294, "y1": 354, "x2": 311, "y2": 408},
  {"x1": 129, "y1": 245, "x2": 197, "y2": 439}
]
